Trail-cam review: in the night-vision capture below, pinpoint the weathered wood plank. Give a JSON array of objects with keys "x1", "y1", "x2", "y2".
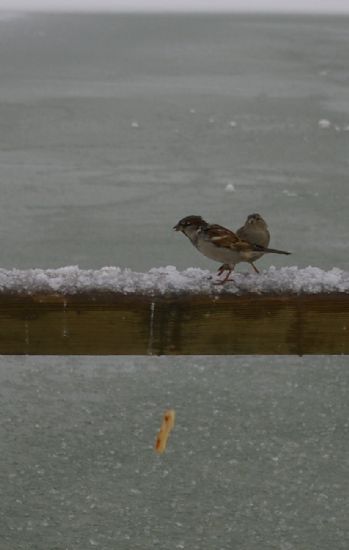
[{"x1": 0, "y1": 292, "x2": 348, "y2": 355}]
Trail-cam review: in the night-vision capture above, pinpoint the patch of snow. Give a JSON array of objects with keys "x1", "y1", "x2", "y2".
[
  {"x1": 131, "y1": 121, "x2": 140, "y2": 128},
  {"x1": 224, "y1": 183, "x2": 235, "y2": 192},
  {"x1": 0, "y1": 266, "x2": 348, "y2": 295},
  {"x1": 283, "y1": 189, "x2": 298, "y2": 197},
  {"x1": 318, "y1": 119, "x2": 331, "y2": 129}
]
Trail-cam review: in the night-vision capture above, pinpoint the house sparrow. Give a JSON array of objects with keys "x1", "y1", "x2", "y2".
[
  {"x1": 236, "y1": 213, "x2": 270, "y2": 273},
  {"x1": 174, "y1": 215, "x2": 291, "y2": 283}
]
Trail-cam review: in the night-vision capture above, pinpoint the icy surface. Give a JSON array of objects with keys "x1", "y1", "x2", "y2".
[
  {"x1": 0, "y1": 265, "x2": 349, "y2": 295},
  {"x1": 1, "y1": 356, "x2": 348, "y2": 550},
  {"x1": 1, "y1": 15, "x2": 349, "y2": 274}
]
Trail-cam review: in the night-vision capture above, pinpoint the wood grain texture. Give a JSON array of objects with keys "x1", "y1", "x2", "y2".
[{"x1": 0, "y1": 292, "x2": 348, "y2": 355}]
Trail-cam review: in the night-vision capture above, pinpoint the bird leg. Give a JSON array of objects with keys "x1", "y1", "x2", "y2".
[
  {"x1": 214, "y1": 265, "x2": 235, "y2": 285},
  {"x1": 251, "y1": 262, "x2": 260, "y2": 274},
  {"x1": 217, "y1": 264, "x2": 228, "y2": 276}
]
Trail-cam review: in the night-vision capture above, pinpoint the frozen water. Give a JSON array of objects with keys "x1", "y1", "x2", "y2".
[
  {"x1": 1, "y1": 265, "x2": 349, "y2": 295},
  {"x1": 0, "y1": 14, "x2": 349, "y2": 272},
  {"x1": 0, "y1": 356, "x2": 348, "y2": 550}
]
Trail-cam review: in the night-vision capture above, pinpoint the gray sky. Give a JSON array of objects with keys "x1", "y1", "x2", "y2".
[{"x1": 1, "y1": 1, "x2": 349, "y2": 13}]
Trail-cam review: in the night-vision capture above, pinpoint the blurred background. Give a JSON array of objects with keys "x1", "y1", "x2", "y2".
[{"x1": 0, "y1": 7, "x2": 348, "y2": 272}]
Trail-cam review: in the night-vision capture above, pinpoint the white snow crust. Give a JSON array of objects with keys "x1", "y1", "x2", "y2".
[{"x1": 0, "y1": 265, "x2": 349, "y2": 295}]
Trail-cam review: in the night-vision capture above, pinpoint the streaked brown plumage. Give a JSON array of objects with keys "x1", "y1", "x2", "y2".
[{"x1": 174, "y1": 215, "x2": 291, "y2": 283}]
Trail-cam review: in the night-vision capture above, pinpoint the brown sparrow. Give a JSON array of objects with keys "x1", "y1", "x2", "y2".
[
  {"x1": 174, "y1": 215, "x2": 291, "y2": 283},
  {"x1": 236, "y1": 213, "x2": 270, "y2": 273}
]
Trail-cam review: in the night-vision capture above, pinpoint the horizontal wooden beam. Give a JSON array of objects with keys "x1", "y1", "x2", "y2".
[{"x1": 1, "y1": 291, "x2": 348, "y2": 355}]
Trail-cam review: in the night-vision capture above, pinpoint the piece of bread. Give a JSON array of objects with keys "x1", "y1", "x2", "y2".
[{"x1": 154, "y1": 409, "x2": 176, "y2": 454}]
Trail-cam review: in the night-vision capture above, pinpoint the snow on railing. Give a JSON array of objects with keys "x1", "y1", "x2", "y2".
[{"x1": 0, "y1": 265, "x2": 349, "y2": 295}]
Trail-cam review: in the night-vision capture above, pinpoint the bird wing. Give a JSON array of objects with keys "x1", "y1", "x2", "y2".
[{"x1": 203, "y1": 224, "x2": 252, "y2": 251}]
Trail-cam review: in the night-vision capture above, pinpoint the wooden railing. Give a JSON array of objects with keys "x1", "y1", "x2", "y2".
[{"x1": 1, "y1": 291, "x2": 348, "y2": 354}]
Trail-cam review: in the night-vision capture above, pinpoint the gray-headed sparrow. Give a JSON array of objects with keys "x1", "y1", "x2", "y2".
[
  {"x1": 174, "y1": 215, "x2": 291, "y2": 283},
  {"x1": 236, "y1": 213, "x2": 270, "y2": 273}
]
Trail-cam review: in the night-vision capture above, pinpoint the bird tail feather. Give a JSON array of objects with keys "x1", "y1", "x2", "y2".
[{"x1": 253, "y1": 244, "x2": 291, "y2": 255}]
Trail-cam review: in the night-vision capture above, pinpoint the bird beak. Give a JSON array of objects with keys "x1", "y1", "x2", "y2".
[{"x1": 173, "y1": 222, "x2": 181, "y2": 231}]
